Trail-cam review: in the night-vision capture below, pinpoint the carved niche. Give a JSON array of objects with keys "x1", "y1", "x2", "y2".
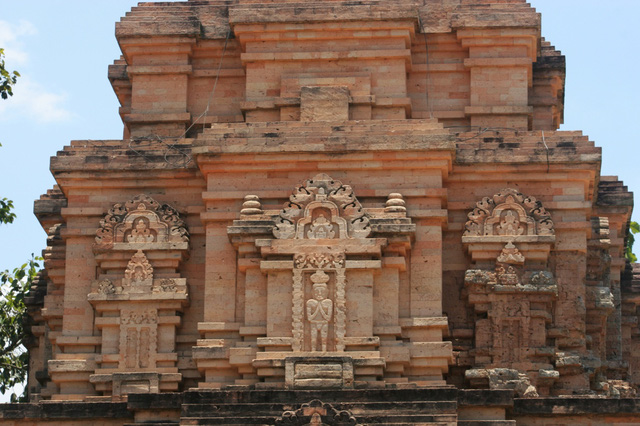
[
  {"x1": 221, "y1": 174, "x2": 414, "y2": 388},
  {"x1": 271, "y1": 174, "x2": 374, "y2": 353},
  {"x1": 94, "y1": 193, "x2": 189, "y2": 250},
  {"x1": 273, "y1": 173, "x2": 371, "y2": 240},
  {"x1": 463, "y1": 190, "x2": 558, "y2": 394},
  {"x1": 88, "y1": 194, "x2": 189, "y2": 396},
  {"x1": 463, "y1": 188, "x2": 554, "y2": 237}
]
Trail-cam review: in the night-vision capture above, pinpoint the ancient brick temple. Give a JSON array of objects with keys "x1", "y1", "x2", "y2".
[{"x1": 6, "y1": 0, "x2": 640, "y2": 424}]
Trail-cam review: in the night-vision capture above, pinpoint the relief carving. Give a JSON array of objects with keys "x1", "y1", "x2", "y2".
[
  {"x1": 121, "y1": 309, "x2": 158, "y2": 325},
  {"x1": 95, "y1": 194, "x2": 189, "y2": 249},
  {"x1": 307, "y1": 214, "x2": 336, "y2": 239},
  {"x1": 274, "y1": 174, "x2": 370, "y2": 240},
  {"x1": 464, "y1": 189, "x2": 554, "y2": 237},
  {"x1": 293, "y1": 253, "x2": 347, "y2": 352},
  {"x1": 156, "y1": 278, "x2": 177, "y2": 293},
  {"x1": 123, "y1": 250, "x2": 154, "y2": 287},
  {"x1": 295, "y1": 253, "x2": 345, "y2": 270},
  {"x1": 127, "y1": 217, "x2": 156, "y2": 243},
  {"x1": 275, "y1": 400, "x2": 358, "y2": 426},
  {"x1": 306, "y1": 271, "x2": 333, "y2": 352},
  {"x1": 497, "y1": 242, "x2": 525, "y2": 264},
  {"x1": 120, "y1": 309, "x2": 158, "y2": 369},
  {"x1": 97, "y1": 278, "x2": 116, "y2": 295},
  {"x1": 496, "y1": 265, "x2": 521, "y2": 286},
  {"x1": 292, "y1": 268, "x2": 305, "y2": 352}
]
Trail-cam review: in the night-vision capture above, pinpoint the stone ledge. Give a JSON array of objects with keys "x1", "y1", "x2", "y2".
[
  {"x1": 0, "y1": 402, "x2": 132, "y2": 420},
  {"x1": 513, "y1": 398, "x2": 640, "y2": 415}
]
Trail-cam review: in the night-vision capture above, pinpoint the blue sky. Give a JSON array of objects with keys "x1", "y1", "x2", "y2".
[{"x1": 1, "y1": 1, "x2": 639, "y2": 273}]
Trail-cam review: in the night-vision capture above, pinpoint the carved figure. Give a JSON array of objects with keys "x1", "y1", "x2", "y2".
[
  {"x1": 497, "y1": 211, "x2": 524, "y2": 236},
  {"x1": 95, "y1": 194, "x2": 189, "y2": 249},
  {"x1": 463, "y1": 189, "x2": 554, "y2": 237},
  {"x1": 273, "y1": 174, "x2": 371, "y2": 240},
  {"x1": 306, "y1": 270, "x2": 333, "y2": 352},
  {"x1": 127, "y1": 217, "x2": 155, "y2": 243},
  {"x1": 307, "y1": 213, "x2": 335, "y2": 239}
]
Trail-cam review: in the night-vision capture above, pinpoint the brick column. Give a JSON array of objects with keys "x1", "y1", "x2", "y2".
[{"x1": 457, "y1": 28, "x2": 538, "y2": 130}]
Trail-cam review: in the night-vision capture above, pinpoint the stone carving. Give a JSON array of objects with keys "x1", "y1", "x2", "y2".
[
  {"x1": 292, "y1": 269, "x2": 305, "y2": 352},
  {"x1": 97, "y1": 278, "x2": 116, "y2": 295},
  {"x1": 120, "y1": 309, "x2": 158, "y2": 369},
  {"x1": 334, "y1": 268, "x2": 347, "y2": 352},
  {"x1": 157, "y1": 278, "x2": 177, "y2": 293},
  {"x1": 127, "y1": 217, "x2": 155, "y2": 243},
  {"x1": 465, "y1": 269, "x2": 496, "y2": 285},
  {"x1": 292, "y1": 253, "x2": 347, "y2": 352},
  {"x1": 496, "y1": 265, "x2": 521, "y2": 286},
  {"x1": 95, "y1": 194, "x2": 189, "y2": 249},
  {"x1": 464, "y1": 188, "x2": 554, "y2": 237},
  {"x1": 384, "y1": 193, "x2": 407, "y2": 214},
  {"x1": 273, "y1": 174, "x2": 370, "y2": 240},
  {"x1": 295, "y1": 253, "x2": 345, "y2": 270},
  {"x1": 496, "y1": 211, "x2": 524, "y2": 236},
  {"x1": 124, "y1": 250, "x2": 153, "y2": 285},
  {"x1": 240, "y1": 195, "x2": 263, "y2": 216},
  {"x1": 307, "y1": 214, "x2": 336, "y2": 239},
  {"x1": 275, "y1": 399, "x2": 358, "y2": 426},
  {"x1": 497, "y1": 242, "x2": 525, "y2": 264},
  {"x1": 466, "y1": 368, "x2": 538, "y2": 398},
  {"x1": 306, "y1": 270, "x2": 334, "y2": 352},
  {"x1": 121, "y1": 309, "x2": 158, "y2": 325},
  {"x1": 529, "y1": 271, "x2": 555, "y2": 286}
]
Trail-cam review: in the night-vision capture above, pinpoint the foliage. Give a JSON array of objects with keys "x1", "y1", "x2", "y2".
[
  {"x1": 0, "y1": 256, "x2": 40, "y2": 402},
  {"x1": 0, "y1": 47, "x2": 32, "y2": 402},
  {"x1": 0, "y1": 48, "x2": 20, "y2": 100},
  {"x1": 0, "y1": 198, "x2": 16, "y2": 226},
  {"x1": 625, "y1": 221, "x2": 640, "y2": 263}
]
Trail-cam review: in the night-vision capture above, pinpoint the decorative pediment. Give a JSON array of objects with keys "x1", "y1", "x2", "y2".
[
  {"x1": 274, "y1": 174, "x2": 371, "y2": 240},
  {"x1": 124, "y1": 250, "x2": 154, "y2": 288},
  {"x1": 275, "y1": 399, "x2": 359, "y2": 426},
  {"x1": 94, "y1": 194, "x2": 189, "y2": 250},
  {"x1": 463, "y1": 189, "x2": 554, "y2": 237}
]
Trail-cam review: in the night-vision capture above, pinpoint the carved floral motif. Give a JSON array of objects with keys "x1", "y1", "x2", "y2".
[
  {"x1": 295, "y1": 253, "x2": 345, "y2": 270},
  {"x1": 464, "y1": 189, "x2": 554, "y2": 237},
  {"x1": 158, "y1": 278, "x2": 176, "y2": 292},
  {"x1": 496, "y1": 265, "x2": 521, "y2": 286},
  {"x1": 97, "y1": 279, "x2": 116, "y2": 295},
  {"x1": 95, "y1": 194, "x2": 189, "y2": 249},
  {"x1": 120, "y1": 309, "x2": 158, "y2": 325}
]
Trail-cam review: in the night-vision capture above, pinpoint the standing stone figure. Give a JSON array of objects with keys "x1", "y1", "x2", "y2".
[{"x1": 306, "y1": 270, "x2": 333, "y2": 352}]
